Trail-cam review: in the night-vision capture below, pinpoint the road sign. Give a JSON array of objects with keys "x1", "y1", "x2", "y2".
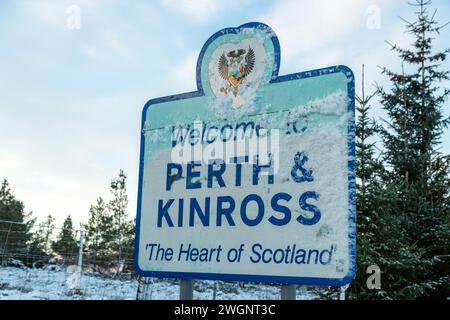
[{"x1": 135, "y1": 22, "x2": 356, "y2": 286}]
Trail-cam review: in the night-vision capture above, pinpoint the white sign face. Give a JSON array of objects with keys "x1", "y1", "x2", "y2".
[{"x1": 135, "y1": 22, "x2": 356, "y2": 286}]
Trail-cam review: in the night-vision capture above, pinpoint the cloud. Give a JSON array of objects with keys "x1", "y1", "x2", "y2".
[
  {"x1": 18, "y1": 0, "x2": 66, "y2": 30},
  {"x1": 18, "y1": 0, "x2": 99, "y2": 30},
  {"x1": 17, "y1": 0, "x2": 144, "y2": 66},
  {"x1": 81, "y1": 31, "x2": 139, "y2": 64},
  {"x1": 258, "y1": 0, "x2": 401, "y2": 71},
  {"x1": 160, "y1": 0, "x2": 223, "y2": 22},
  {"x1": 160, "y1": 0, "x2": 249, "y2": 23},
  {"x1": 0, "y1": 89, "x2": 145, "y2": 227},
  {"x1": 167, "y1": 52, "x2": 198, "y2": 89}
]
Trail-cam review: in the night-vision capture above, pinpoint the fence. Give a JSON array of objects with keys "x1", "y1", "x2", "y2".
[
  {"x1": 0, "y1": 220, "x2": 330, "y2": 300},
  {"x1": 0, "y1": 219, "x2": 138, "y2": 300}
]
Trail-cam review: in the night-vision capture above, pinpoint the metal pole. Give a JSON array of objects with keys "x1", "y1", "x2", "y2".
[
  {"x1": 339, "y1": 286, "x2": 346, "y2": 300},
  {"x1": 136, "y1": 276, "x2": 152, "y2": 300},
  {"x1": 1, "y1": 223, "x2": 13, "y2": 266},
  {"x1": 0, "y1": 220, "x2": 26, "y2": 225},
  {"x1": 281, "y1": 284, "x2": 296, "y2": 300},
  {"x1": 180, "y1": 279, "x2": 193, "y2": 300},
  {"x1": 212, "y1": 281, "x2": 217, "y2": 300},
  {"x1": 77, "y1": 230, "x2": 84, "y2": 291}
]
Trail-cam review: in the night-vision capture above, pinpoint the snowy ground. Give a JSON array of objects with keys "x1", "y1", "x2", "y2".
[{"x1": 0, "y1": 267, "x2": 315, "y2": 300}]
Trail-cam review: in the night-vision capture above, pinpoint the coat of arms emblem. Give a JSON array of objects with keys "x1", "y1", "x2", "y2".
[{"x1": 218, "y1": 47, "x2": 255, "y2": 97}]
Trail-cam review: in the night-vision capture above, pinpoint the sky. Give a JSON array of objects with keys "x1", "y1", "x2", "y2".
[{"x1": 1, "y1": 0, "x2": 449, "y2": 228}]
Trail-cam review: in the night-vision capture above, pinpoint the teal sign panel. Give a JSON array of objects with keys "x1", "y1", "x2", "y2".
[{"x1": 135, "y1": 22, "x2": 356, "y2": 286}]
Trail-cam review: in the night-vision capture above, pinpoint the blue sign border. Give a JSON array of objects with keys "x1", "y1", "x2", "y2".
[{"x1": 134, "y1": 22, "x2": 356, "y2": 286}]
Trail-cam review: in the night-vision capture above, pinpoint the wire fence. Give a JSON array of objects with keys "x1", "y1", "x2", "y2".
[
  {"x1": 0, "y1": 220, "x2": 320, "y2": 300},
  {"x1": 0, "y1": 220, "x2": 138, "y2": 300}
]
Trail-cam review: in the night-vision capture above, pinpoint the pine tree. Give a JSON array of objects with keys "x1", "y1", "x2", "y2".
[
  {"x1": 85, "y1": 197, "x2": 108, "y2": 252},
  {"x1": 108, "y1": 170, "x2": 134, "y2": 272},
  {"x1": 0, "y1": 179, "x2": 35, "y2": 265},
  {"x1": 377, "y1": 0, "x2": 450, "y2": 299},
  {"x1": 84, "y1": 197, "x2": 114, "y2": 268},
  {"x1": 85, "y1": 171, "x2": 134, "y2": 272},
  {"x1": 28, "y1": 214, "x2": 55, "y2": 266},
  {"x1": 348, "y1": 65, "x2": 386, "y2": 299},
  {"x1": 52, "y1": 215, "x2": 79, "y2": 260}
]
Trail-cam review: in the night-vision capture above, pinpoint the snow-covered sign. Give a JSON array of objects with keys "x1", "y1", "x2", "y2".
[{"x1": 135, "y1": 22, "x2": 356, "y2": 286}]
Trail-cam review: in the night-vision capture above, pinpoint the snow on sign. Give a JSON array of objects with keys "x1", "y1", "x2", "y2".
[{"x1": 135, "y1": 22, "x2": 356, "y2": 286}]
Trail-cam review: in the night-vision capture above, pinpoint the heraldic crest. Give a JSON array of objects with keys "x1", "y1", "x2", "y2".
[{"x1": 218, "y1": 47, "x2": 255, "y2": 97}]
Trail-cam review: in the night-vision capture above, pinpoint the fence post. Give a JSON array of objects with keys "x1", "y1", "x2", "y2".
[
  {"x1": 339, "y1": 285, "x2": 347, "y2": 300},
  {"x1": 180, "y1": 279, "x2": 193, "y2": 300},
  {"x1": 136, "y1": 277, "x2": 152, "y2": 300},
  {"x1": 1, "y1": 222, "x2": 13, "y2": 266},
  {"x1": 77, "y1": 229, "x2": 84, "y2": 291},
  {"x1": 280, "y1": 284, "x2": 296, "y2": 300}
]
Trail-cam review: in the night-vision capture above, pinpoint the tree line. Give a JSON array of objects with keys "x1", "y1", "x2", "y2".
[
  {"x1": 348, "y1": 0, "x2": 450, "y2": 299},
  {"x1": 0, "y1": 170, "x2": 134, "y2": 273}
]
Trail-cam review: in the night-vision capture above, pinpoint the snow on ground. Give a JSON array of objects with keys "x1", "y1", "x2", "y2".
[{"x1": 0, "y1": 267, "x2": 315, "y2": 300}]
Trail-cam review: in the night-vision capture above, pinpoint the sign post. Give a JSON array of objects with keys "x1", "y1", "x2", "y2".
[
  {"x1": 77, "y1": 229, "x2": 84, "y2": 292},
  {"x1": 135, "y1": 22, "x2": 356, "y2": 297},
  {"x1": 281, "y1": 285, "x2": 296, "y2": 300},
  {"x1": 180, "y1": 279, "x2": 193, "y2": 300}
]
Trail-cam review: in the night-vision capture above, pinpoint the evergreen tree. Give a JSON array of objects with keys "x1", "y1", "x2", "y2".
[
  {"x1": 52, "y1": 215, "x2": 79, "y2": 260},
  {"x1": 84, "y1": 170, "x2": 134, "y2": 272},
  {"x1": 0, "y1": 179, "x2": 35, "y2": 264},
  {"x1": 108, "y1": 170, "x2": 134, "y2": 271},
  {"x1": 28, "y1": 214, "x2": 55, "y2": 266},
  {"x1": 84, "y1": 197, "x2": 114, "y2": 268},
  {"x1": 377, "y1": 0, "x2": 450, "y2": 299},
  {"x1": 348, "y1": 65, "x2": 386, "y2": 299},
  {"x1": 84, "y1": 197, "x2": 109, "y2": 252},
  {"x1": 122, "y1": 217, "x2": 135, "y2": 270}
]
